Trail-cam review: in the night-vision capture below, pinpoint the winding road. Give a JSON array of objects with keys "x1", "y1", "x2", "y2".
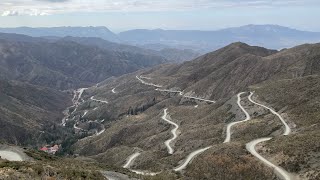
[
  {"x1": 112, "y1": 88, "x2": 116, "y2": 94},
  {"x1": 130, "y1": 170, "x2": 160, "y2": 176},
  {"x1": 246, "y1": 138, "x2": 292, "y2": 180},
  {"x1": 80, "y1": 126, "x2": 106, "y2": 141},
  {"x1": 123, "y1": 152, "x2": 160, "y2": 176},
  {"x1": 72, "y1": 88, "x2": 88, "y2": 106},
  {"x1": 137, "y1": 75, "x2": 215, "y2": 103},
  {"x1": 140, "y1": 76, "x2": 152, "y2": 80},
  {"x1": 155, "y1": 88, "x2": 183, "y2": 94},
  {"x1": 73, "y1": 123, "x2": 83, "y2": 130},
  {"x1": 161, "y1": 108, "x2": 179, "y2": 154},
  {"x1": 136, "y1": 75, "x2": 162, "y2": 88},
  {"x1": 244, "y1": 91, "x2": 292, "y2": 180},
  {"x1": 90, "y1": 96, "x2": 108, "y2": 104},
  {"x1": 224, "y1": 92, "x2": 251, "y2": 143},
  {"x1": 83, "y1": 110, "x2": 88, "y2": 117},
  {"x1": 61, "y1": 87, "x2": 88, "y2": 126},
  {"x1": 183, "y1": 95, "x2": 216, "y2": 103},
  {"x1": 96, "y1": 128, "x2": 106, "y2": 136},
  {"x1": 72, "y1": 88, "x2": 88, "y2": 113},
  {"x1": 174, "y1": 146, "x2": 212, "y2": 171},
  {"x1": 248, "y1": 93, "x2": 291, "y2": 135},
  {"x1": 123, "y1": 152, "x2": 141, "y2": 168}
]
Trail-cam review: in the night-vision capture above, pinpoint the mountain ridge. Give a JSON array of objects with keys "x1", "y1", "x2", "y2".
[
  {"x1": 0, "y1": 33, "x2": 167, "y2": 90},
  {"x1": 1, "y1": 24, "x2": 320, "y2": 52},
  {"x1": 0, "y1": 26, "x2": 120, "y2": 42}
]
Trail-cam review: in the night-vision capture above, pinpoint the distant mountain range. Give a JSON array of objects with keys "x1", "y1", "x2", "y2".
[
  {"x1": 119, "y1": 25, "x2": 320, "y2": 52},
  {"x1": 60, "y1": 36, "x2": 200, "y2": 63},
  {"x1": 0, "y1": 26, "x2": 120, "y2": 42},
  {"x1": 1, "y1": 25, "x2": 320, "y2": 52}
]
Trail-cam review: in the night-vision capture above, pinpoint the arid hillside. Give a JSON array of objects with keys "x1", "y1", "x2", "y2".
[
  {"x1": 1, "y1": 41, "x2": 320, "y2": 180},
  {"x1": 0, "y1": 33, "x2": 167, "y2": 90},
  {"x1": 0, "y1": 79, "x2": 71, "y2": 146},
  {"x1": 62, "y1": 42, "x2": 320, "y2": 179}
]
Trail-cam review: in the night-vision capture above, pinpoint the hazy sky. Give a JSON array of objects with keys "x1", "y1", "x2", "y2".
[{"x1": 0, "y1": 0, "x2": 319, "y2": 32}]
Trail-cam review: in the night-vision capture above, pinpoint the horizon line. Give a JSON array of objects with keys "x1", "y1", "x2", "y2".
[{"x1": 0, "y1": 24, "x2": 318, "y2": 33}]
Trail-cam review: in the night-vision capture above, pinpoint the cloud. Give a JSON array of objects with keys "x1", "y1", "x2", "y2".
[
  {"x1": 1, "y1": 9, "x2": 50, "y2": 16},
  {"x1": 1, "y1": 10, "x2": 19, "y2": 16},
  {"x1": 0, "y1": 0, "x2": 319, "y2": 16}
]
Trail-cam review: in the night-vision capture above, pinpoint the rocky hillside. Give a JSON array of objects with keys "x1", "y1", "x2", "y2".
[
  {"x1": 1, "y1": 40, "x2": 320, "y2": 179},
  {"x1": 143, "y1": 42, "x2": 320, "y2": 100},
  {"x1": 66, "y1": 42, "x2": 320, "y2": 179},
  {"x1": 0, "y1": 78, "x2": 70, "y2": 146}
]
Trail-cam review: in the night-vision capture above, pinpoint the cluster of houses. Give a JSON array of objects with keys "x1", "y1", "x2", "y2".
[{"x1": 40, "y1": 144, "x2": 59, "y2": 154}]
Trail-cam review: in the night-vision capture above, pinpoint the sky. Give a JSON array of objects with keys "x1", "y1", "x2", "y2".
[{"x1": 0, "y1": 0, "x2": 319, "y2": 32}]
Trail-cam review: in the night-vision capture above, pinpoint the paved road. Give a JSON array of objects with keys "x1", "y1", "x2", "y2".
[
  {"x1": 136, "y1": 75, "x2": 162, "y2": 88},
  {"x1": 155, "y1": 88, "x2": 183, "y2": 94},
  {"x1": 73, "y1": 123, "x2": 83, "y2": 130},
  {"x1": 83, "y1": 110, "x2": 89, "y2": 117},
  {"x1": 246, "y1": 138, "x2": 292, "y2": 180},
  {"x1": 90, "y1": 96, "x2": 108, "y2": 104},
  {"x1": 122, "y1": 152, "x2": 159, "y2": 176},
  {"x1": 174, "y1": 146, "x2": 212, "y2": 171},
  {"x1": 183, "y1": 95, "x2": 216, "y2": 103},
  {"x1": 161, "y1": 108, "x2": 179, "y2": 154},
  {"x1": 79, "y1": 125, "x2": 105, "y2": 141},
  {"x1": 130, "y1": 170, "x2": 160, "y2": 176},
  {"x1": 0, "y1": 150, "x2": 23, "y2": 161},
  {"x1": 155, "y1": 88, "x2": 215, "y2": 103},
  {"x1": 245, "y1": 91, "x2": 293, "y2": 180},
  {"x1": 224, "y1": 92, "x2": 251, "y2": 143},
  {"x1": 138, "y1": 76, "x2": 215, "y2": 103},
  {"x1": 123, "y1": 152, "x2": 141, "y2": 168},
  {"x1": 140, "y1": 76, "x2": 152, "y2": 80},
  {"x1": 248, "y1": 92, "x2": 291, "y2": 135},
  {"x1": 112, "y1": 88, "x2": 116, "y2": 94},
  {"x1": 96, "y1": 128, "x2": 105, "y2": 136}
]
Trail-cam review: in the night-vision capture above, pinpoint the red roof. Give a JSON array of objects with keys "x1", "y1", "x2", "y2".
[{"x1": 40, "y1": 147, "x2": 48, "y2": 151}]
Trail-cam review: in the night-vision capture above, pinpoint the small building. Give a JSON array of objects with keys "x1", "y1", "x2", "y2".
[
  {"x1": 40, "y1": 146, "x2": 49, "y2": 152},
  {"x1": 49, "y1": 145, "x2": 59, "y2": 154},
  {"x1": 40, "y1": 144, "x2": 59, "y2": 154}
]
